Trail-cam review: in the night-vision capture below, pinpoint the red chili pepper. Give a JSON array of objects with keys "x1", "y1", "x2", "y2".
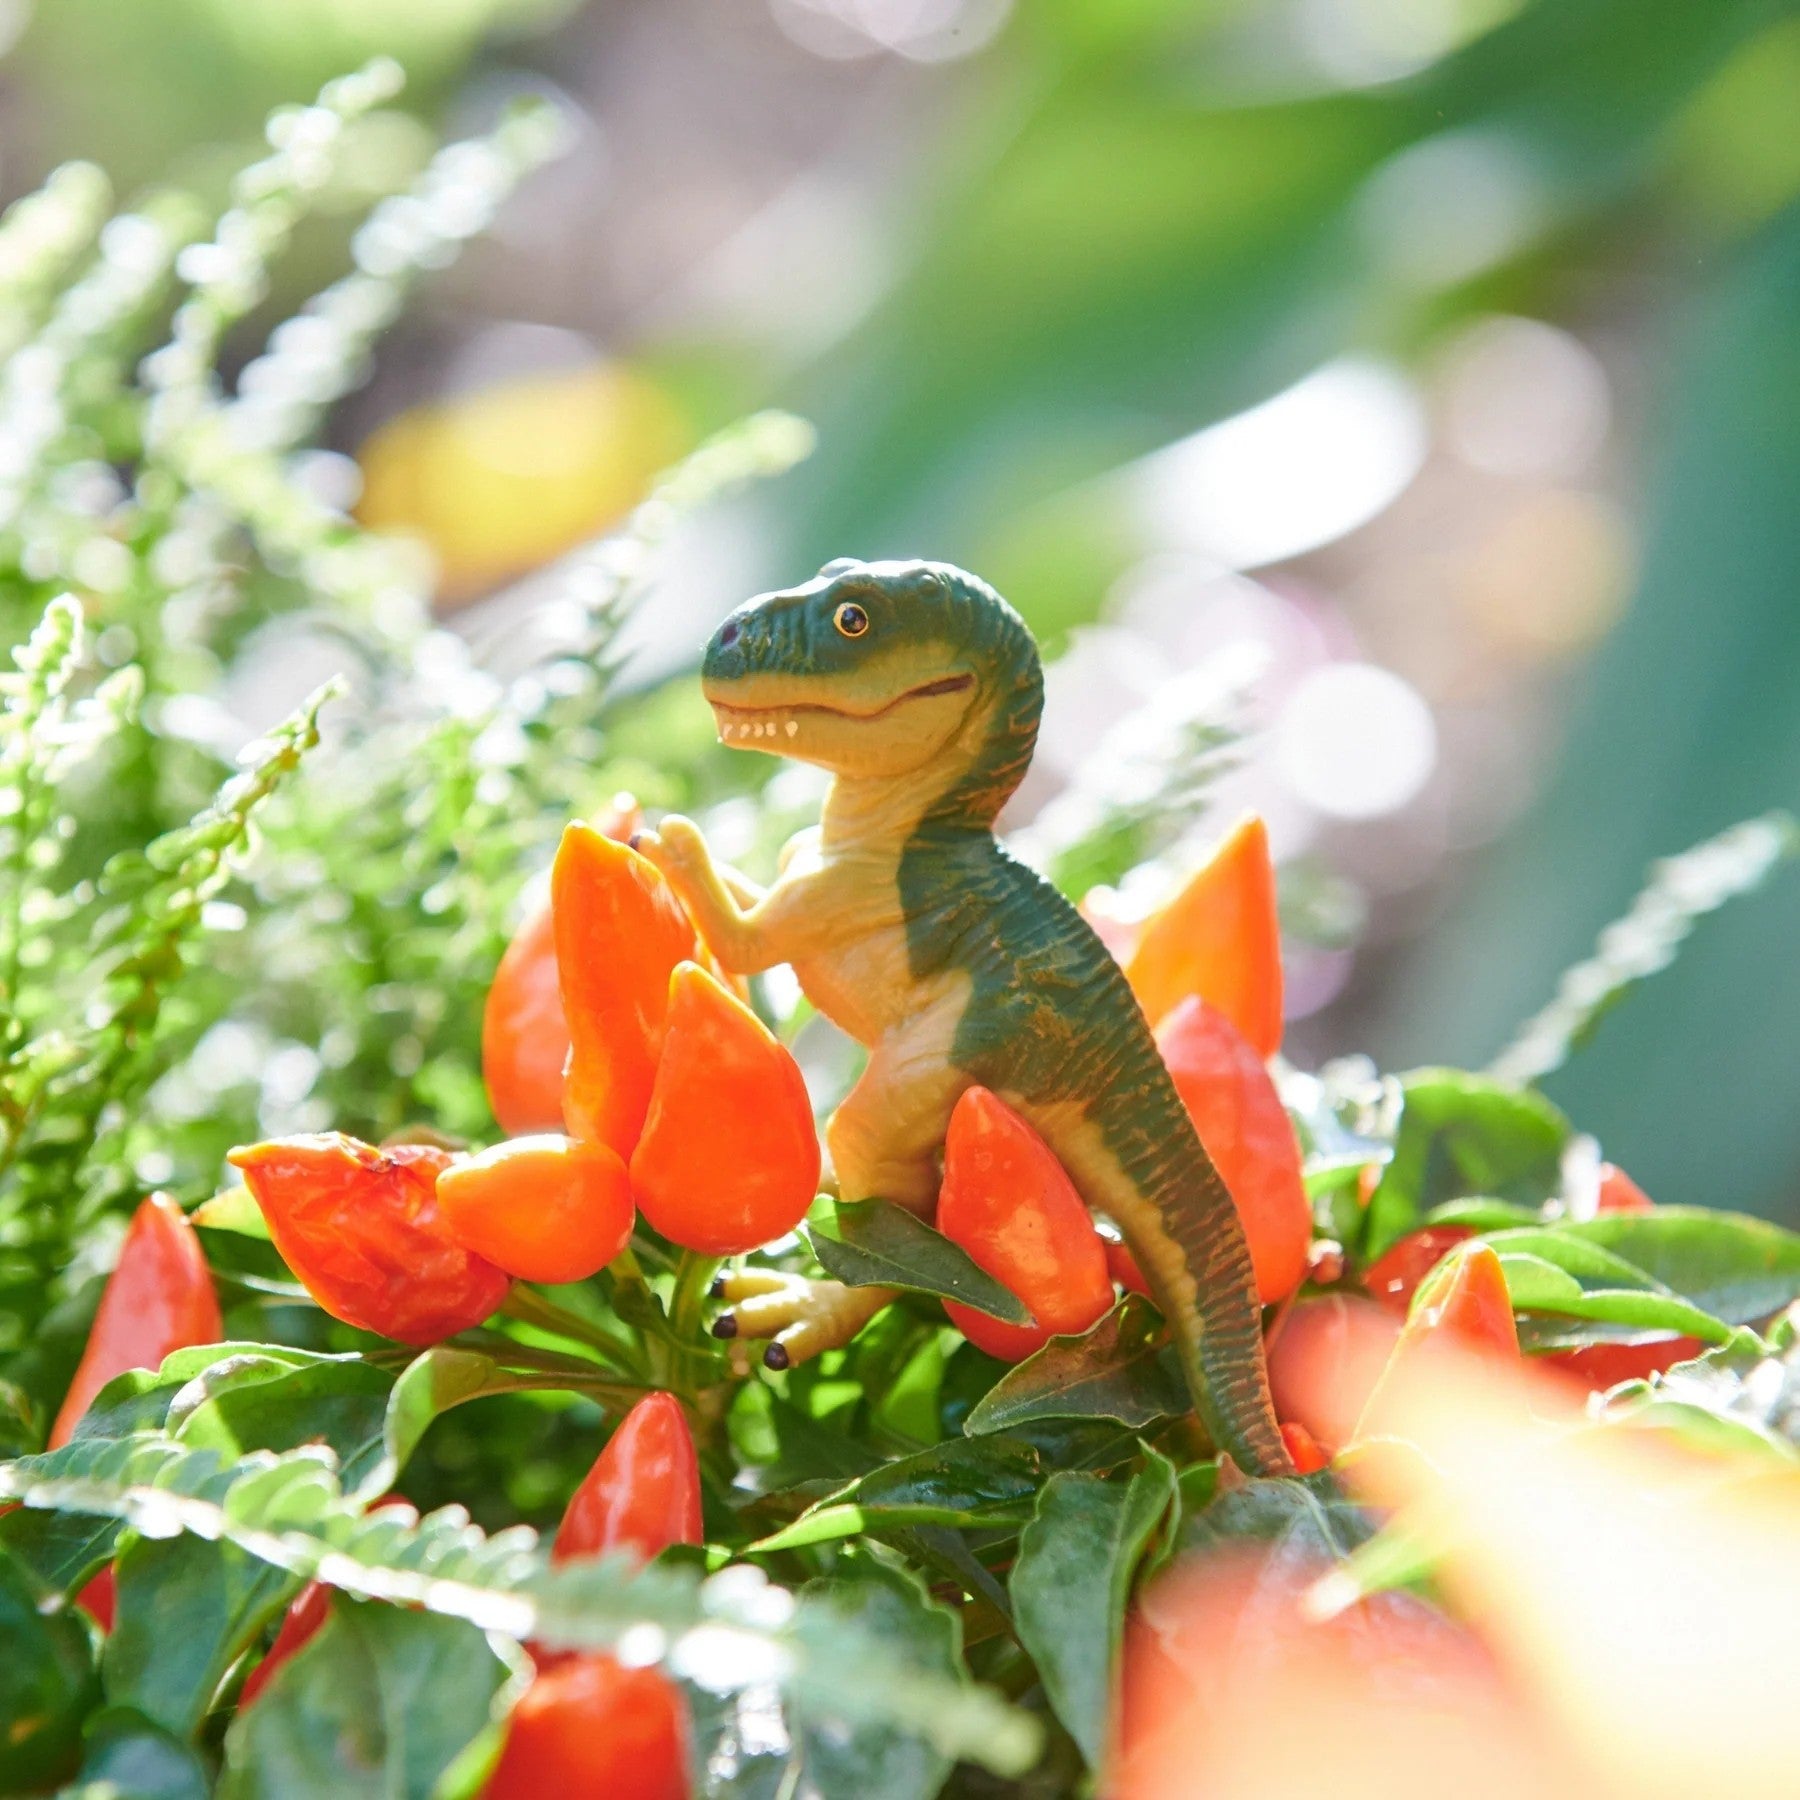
[
  {"x1": 1361, "y1": 1225, "x2": 1475, "y2": 1314},
  {"x1": 937, "y1": 1087, "x2": 1114, "y2": 1362},
  {"x1": 1124, "y1": 812, "x2": 1283, "y2": 1053},
  {"x1": 229, "y1": 1135, "x2": 510, "y2": 1346},
  {"x1": 482, "y1": 1654, "x2": 690, "y2": 1800},
  {"x1": 483, "y1": 798, "x2": 644, "y2": 1137},
  {"x1": 1544, "y1": 1335, "x2": 1703, "y2": 1393},
  {"x1": 437, "y1": 1134, "x2": 635, "y2": 1285},
  {"x1": 1278, "y1": 1421, "x2": 1329, "y2": 1476},
  {"x1": 554, "y1": 1391, "x2": 703, "y2": 1567},
  {"x1": 554, "y1": 823, "x2": 698, "y2": 1158},
  {"x1": 1595, "y1": 1163, "x2": 1654, "y2": 1214},
  {"x1": 629, "y1": 963, "x2": 820, "y2": 1256},
  {"x1": 1151, "y1": 996, "x2": 1311, "y2": 1305},
  {"x1": 50, "y1": 1191, "x2": 222, "y2": 1448}
]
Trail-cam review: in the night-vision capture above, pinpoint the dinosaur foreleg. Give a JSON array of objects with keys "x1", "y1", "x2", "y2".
[{"x1": 635, "y1": 815, "x2": 786, "y2": 975}]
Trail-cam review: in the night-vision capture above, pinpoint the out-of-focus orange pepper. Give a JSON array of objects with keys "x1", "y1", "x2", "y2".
[
  {"x1": 1278, "y1": 1420, "x2": 1330, "y2": 1475},
  {"x1": 629, "y1": 963, "x2": 819, "y2": 1256},
  {"x1": 230, "y1": 1135, "x2": 511, "y2": 1346},
  {"x1": 51, "y1": 1192, "x2": 222, "y2": 1447},
  {"x1": 437, "y1": 1135, "x2": 634, "y2": 1286},
  {"x1": 1124, "y1": 813, "x2": 1283, "y2": 1053},
  {"x1": 1356, "y1": 1243, "x2": 1518, "y2": 1442},
  {"x1": 1265, "y1": 1293, "x2": 1397, "y2": 1457},
  {"x1": 937, "y1": 1087, "x2": 1114, "y2": 1362},
  {"x1": 483, "y1": 797, "x2": 643, "y2": 1137},
  {"x1": 482, "y1": 1654, "x2": 690, "y2": 1800},
  {"x1": 1595, "y1": 1163, "x2": 1654, "y2": 1214},
  {"x1": 554, "y1": 822, "x2": 697, "y2": 1158},
  {"x1": 1151, "y1": 997, "x2": 1310, "y2": 1305},
  {"x1": 554, "y1": 1391, "x2": 703, "y2": 1567},
  {"x1": 1362, "y1": 1225, "x2": 1476, "y2": 1314}
]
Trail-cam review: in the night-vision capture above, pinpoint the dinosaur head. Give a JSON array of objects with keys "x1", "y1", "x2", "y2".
[{"x1": 702, "y1": 559, "x2": 1043, "y2": 824}]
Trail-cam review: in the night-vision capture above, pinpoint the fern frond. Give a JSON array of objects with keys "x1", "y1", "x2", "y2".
[{"x1": 1490, "y1": 810, "x2": 1800, "y2": 1088}]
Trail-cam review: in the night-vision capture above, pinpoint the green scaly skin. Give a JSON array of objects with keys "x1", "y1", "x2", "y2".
[{"x1": 638, "y1": 558, "x2": 1293, "y2": 1476}]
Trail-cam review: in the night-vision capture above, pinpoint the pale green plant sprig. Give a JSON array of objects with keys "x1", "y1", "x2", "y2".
[
  {"x1": 0, "y1": 1432, "x2": 1040, "y2": 1778},
  {"x1": 0, "y1": 163, "x2": 112, "y2": 361},
  {"x1": 1491, "y1": 809, "x2": 1800, "y2": 1088}
]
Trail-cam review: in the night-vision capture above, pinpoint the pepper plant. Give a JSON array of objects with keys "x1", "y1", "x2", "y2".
[{"x1": 3, "y1": 60, "x2": 1800, "y2": 1800}]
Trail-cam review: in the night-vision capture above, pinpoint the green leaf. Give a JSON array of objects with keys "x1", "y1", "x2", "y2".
[
  {"x1": 1547, "y1": 1209, "x2": 1800, "y2": 1328},
  {"x1": 71, "y1": 1345, "x2": 334, "y2": 1445},
  {"x1": 0, "y1": 1502, "x2": 117, "y2": 1597},
  {"x1": 190, "y1": 1185, "x2": 271, "y2": 1241},
  {"x1": 1486, "y1": 1248, "x2": 1734, "y2": 1345},
  {"x1": 217, "y1": 1601, "x2": 508, "y2": 1800},
  {"x1": 1365, "y1": 1071, "x2": 1570, "y2": 1260},
  {"x1": 1178, "y1": 1472, "x2": 1374, "y2": 1567},
  {"x1": 0, "y1": 1544, "x2": 98, "y2": 1792},
  {"x1": 1010, "y1": 1456, "x2": 1176, "y2": 1767},
  {"x1": 103, "y1": 1533, "x2": 297, "y2": 1736},
  {"x1": 807, "y1": 1199, "x2": 1033, "y2": 1325},
  {"x1": 964, "y1": 1298, "x2": 1187, "y2": 1435},
  {"x1": 61, "y1": 1705, "x2": 210, "y2": 1800}
]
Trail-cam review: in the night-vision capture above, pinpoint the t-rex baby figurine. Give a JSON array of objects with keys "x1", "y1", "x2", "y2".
[{"x1": 638, "y1": 558, "x2": 1291, "y2": 1476}]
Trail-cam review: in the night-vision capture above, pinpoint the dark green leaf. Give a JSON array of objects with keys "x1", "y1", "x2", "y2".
[
  {"x1": 1178, "y1": 1472, "x2": 1374, "y2": 1569},
  {"x1": 72, "y1": 1345, "x2": 332, "y2": 1446},
  {"x1": 0, "y1": 1544, "x2": 98, "y2": 1792},
  {"x1": 103, "y1": 1533, "x2": 297, "y2": 1736},
  {"x1": 1488, "y1": 1248, "x2": 1733, "y2": 1345},
  {"x1": 0, "y1": 1502, "x2": 117, "y2": 1597},
  {"x1": 808, "y1": 1200, "x2": 1032, "y2": 1325},
  {"x1": 64, "y1": 1705, "x2": 209, "y2": 1800},
  {"x1": 964, "y1": 1298, "x2": 1186, "y2": 1436},
  {"x1": 217, "y1": 1601, "x2": 509, "y2": 1800},
  {"x1": 1365, "y1": 1071, "x2": 1570, "y2": 1259},
  {"x1": 1010, "y1": 1456, "x2": 1176, "y2": 1767}
]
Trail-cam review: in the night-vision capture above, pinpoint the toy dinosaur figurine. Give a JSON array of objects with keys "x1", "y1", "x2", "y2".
[{"x1": 637, "y1": 558, "x2": 1293, "y2": 1476}]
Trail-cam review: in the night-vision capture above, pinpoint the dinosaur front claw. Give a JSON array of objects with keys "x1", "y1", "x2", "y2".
[{"x1": 710, "y1": 1270, "x2": 896, "y2": 1369}]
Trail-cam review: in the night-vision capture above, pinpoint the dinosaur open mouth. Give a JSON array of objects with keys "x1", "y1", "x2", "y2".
[{"x1": 709, "y1": 673, "x2": 974, "y2": 742}]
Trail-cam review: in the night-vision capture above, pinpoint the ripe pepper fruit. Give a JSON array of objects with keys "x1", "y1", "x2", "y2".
[
  {"x1": 1595, "y1": 1163, "x2": 1654, "y2": 1214},
  {"x1": 1265, "y1": 1293, "x2": 1396, "y2": 1457},
  {"x1": 1278, "y1": 1421, "x2": 1329, "y2": 1476},
  {"x1": 230, "y1": 1134, "x2": 510, "y2": 1345},
  {"x1": 51, "y1": 1191, "x2": 222, "y2": 1447},
  {"x1": 1544, "y1": 1334, "x2": 1705, "y2": 1393},
  {"x1": 484, "y1": 795, "x2": 643, "y2": 1137},
  {"x1": 1361, "y1": 1224, "x2": 1475, "y2": 1314},
  {"x1": 437, "y1": 1134, "x2": 635, "y2": 1285},
  {"x1": 937, "y1": 1086, "x2": 1114, "y2": 1362},
  {"x1": 1124, "y1": 812, "x2": 1283, "y2": 1053},
  {"x1": 555, "y1": 1391, "x2": 703, "y2": 1567},
  {"x1": 1354, "y1": 1243, "x2": 1518, "y2": 1443},
  {"x1": 554, "y1": 821, "x2": 697, "y2": 1158},
  {"x1": 1129, "y1": 996, "x2": 1311, "y2": 1305},
  {"x1": 629, "y1": 962, "x2": 820, "y2": 1256},
  {"x1": 482, "y1": 1654, "x2": 690, "y2": 1800}
]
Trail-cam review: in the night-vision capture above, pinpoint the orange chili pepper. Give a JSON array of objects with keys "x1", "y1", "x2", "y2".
[
  {"x1": 483, "y1": 797, "x2": 643, "y2": 1137},
  {"x1": 50, "y1": 1192, "x2": 222, "y2": 1448},
  {"x1": 1153, "y1": 996, "x2": 1311, "y2": 1305},
  {"x1": 1278, "y1": 1421, "x2": 1330, "y2": 1475},
  {"x1": 629, "y1": 963, "x2": 819, "y2": 1256},
  {"x1": 937, "y1": 1087, "x2": 1114, "y2": 1362},
  {"x1": 437, "y1": 1134, "x2": 634, "y2": 1285},
  {"x1": 482, "y1": 1654, "x2": 690, "y2": 1800},
  {"x1": 230, "y1": 1134, "x2": 510, "y2": 1346},
  {"x1": 1124, "y1": 812, "x2": 1283, "y2": 1053},
  {"x1": 554, "y1": 1391, "x2": 702, "y2": 1567},
  {"x1": 554, "y1": 822, "x2": 697, "y2": 1158},
  {"x1": 1595, "y1": 1163, "x2": 1654, "y2": 1214},
  {"x1": 1355, "y1": 1242, "x2": 1518, "y2": 1443}
]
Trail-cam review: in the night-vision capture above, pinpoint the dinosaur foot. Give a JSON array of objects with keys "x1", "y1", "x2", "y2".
[{"x1": 709, "y1": 1269, "x2": 895, "y2": 1369}]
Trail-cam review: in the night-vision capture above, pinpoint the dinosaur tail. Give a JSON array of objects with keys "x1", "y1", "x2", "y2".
[{"x1": 1017, "y1": 1083, "x2": 1295, "y2": 1478}]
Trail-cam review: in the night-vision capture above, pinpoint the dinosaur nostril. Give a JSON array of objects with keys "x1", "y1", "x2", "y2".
[{"x1": 718, "y1": 620, "x2": 739, "y2": 647}]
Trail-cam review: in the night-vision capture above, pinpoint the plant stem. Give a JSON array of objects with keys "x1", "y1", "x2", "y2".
[{"x1": 500, "y1": 1286, "x2": 641, "y2": 1374}]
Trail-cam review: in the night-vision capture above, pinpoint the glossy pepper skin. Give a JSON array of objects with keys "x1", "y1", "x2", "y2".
[
  {"x1": 555, "y1": 1391, "x2": 703, "y2": 1567},
  {"x1": 1125, "y1": 812, "x2": 1283, "y2": 1054},
  {"x1": 938, "y1": 1087, "x2": 1114, "y2": 1362},
  {"x1": 51, "y1": 1192, "x2": 222, "y2": 1448},
  {"x1": 554, "y1": 822, "x2": 697, "y2": 1158},
  {"x1": 1151, "y1": 997, "x2": 1311, "y2": 1306},
  {"x1": 436, "y1": 1134, "x2": 634, "y2": 1285},
  {"x1": 230, "y1": 1135, "x2": 510, "y2": 1346},
  {"x1": 1362, "y1": 1225, "x2": 1475, "y2": 1314},
  {"x1": 482, "y1": 1655, "x2": 690, "y2": 1800},
  {"x1": 629, "y1": 962, "x2": 820, "y2": 1256},
  {"x1": 483, "y1": 796, "x2": 643, "y2": 1137}
]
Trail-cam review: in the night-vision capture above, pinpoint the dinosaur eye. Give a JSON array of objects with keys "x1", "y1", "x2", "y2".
[{"x1": 834, "y1": 602, "x2": 870, "y2": 639}]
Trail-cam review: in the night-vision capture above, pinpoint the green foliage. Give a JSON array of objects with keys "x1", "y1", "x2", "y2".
[{"x1": 809, "y1": 1199, "x2": 1033, "y2": 1325}]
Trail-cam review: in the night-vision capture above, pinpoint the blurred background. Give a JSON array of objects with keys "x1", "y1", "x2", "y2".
[{"x1": 0, "y1": 0, "x2": 1795, "y2": 1219}]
